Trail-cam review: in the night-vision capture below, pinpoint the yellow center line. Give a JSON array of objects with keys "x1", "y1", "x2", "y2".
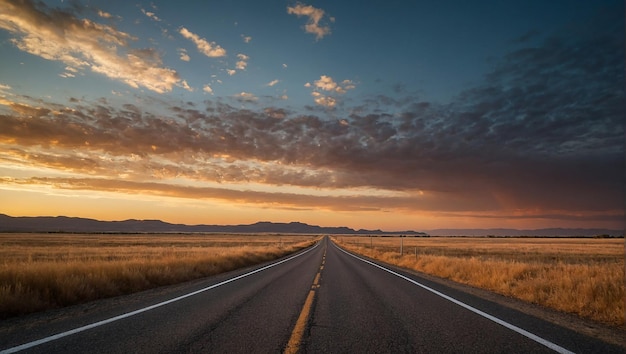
[
  {"x1": 284, "y1": 290, "x2": 315, "y2": 354},
  {"x1": 284, "y1": 248, "x2": 326, "y2": 354},
  {"x1": 313, "y1": 273, "x2": 321, "y2": 286}
]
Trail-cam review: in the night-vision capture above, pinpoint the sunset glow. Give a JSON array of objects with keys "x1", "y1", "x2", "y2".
[{"x1": 0, "y1": 0, "x2": 623, "y2": 231}]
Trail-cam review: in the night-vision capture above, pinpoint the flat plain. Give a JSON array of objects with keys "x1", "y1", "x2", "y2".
[
  {"x1": 334, "y1": 236, "x2": 624, "y2": 327},
  {"x1": 0, "y1": 233, "x2": 318, "y2": 319}
]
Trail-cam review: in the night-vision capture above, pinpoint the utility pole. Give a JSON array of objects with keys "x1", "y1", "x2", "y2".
[{"x1": 400, "y1": 235, "x2": 403, "y2": 255}]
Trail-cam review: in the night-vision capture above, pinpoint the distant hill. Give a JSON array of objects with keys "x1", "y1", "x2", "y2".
[
  {"x1": 1, "y1": 214, "x2": 620, "y2": 236},
  {"x1": 0, "y1": 214, "x2": 427, "y2": 235},
  {"x1": 425, "y1": 228, "x2": 624, "y2": 237}
]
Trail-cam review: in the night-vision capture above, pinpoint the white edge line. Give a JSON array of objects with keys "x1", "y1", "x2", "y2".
[
  {"x1": 1, "y1": 242, "x2": 319, "y2": 354},
  {"x1": 333, "y1": 243, "x2": 575, "y2": 354}
]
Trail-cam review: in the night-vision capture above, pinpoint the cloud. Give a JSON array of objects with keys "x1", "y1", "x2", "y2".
[
  {"x1": 287, "y1": 3, "x2": 332, "y2": 40},
  {"x1": 203, "y1": 84, "x2": 213, "y2": 94},
  {"x1": 179, "y1": 27, "x2": 226, "y2": 58},
  {"x1": 180, "y1": 80, "x2": 193, "y2": 92},
  {"x1": 340, "y1": 79, "x2": 356, "y2": 92},
  {"x1": 312, "y1": 95, "x2": 336, "y2": 108},
  {"x1": 141, "y1": 8, "x2": 161, "y2": 22},
  {"x1": 0, "y1": 74, "x2": 621, "y2": 220},
  {"x1": 97, "y1": 10, "x2": 112, "y2": 19},
  {"x1": 306, "y1": 75, "x2": 356, "y2": 107},
  {"x1": 0, "y1": 176, "x2": 421, "y2": 212},
  {"x1": 178, "y1": 48, "x2": 190, "y2": 62},
  {"x1": 59, "y1": 66, "x2": 78, "y2": 78},
  {"x1": 0, "y1": 0, "x2": 182, "y2": 93},
  {"x1": 3, "y1": 174, "x2": 624, "y2": 222},
  {"x1": 312, "y1": 76, "x2": 355, "y2": 93},
  {"x1": 0, "y1": 10, "x2": 622, "y2": 224},
  {"x1": 226, "y1": 69, "x2": 236, "y2": 76},
  {"x1": 267, "y1": 79, "x2": 280, "y2": 87},
  {"x1": 313, "y1": 75, "x2": 337, "y2": 91},
  {"x1": 234, "y1": 92, "x2": 257, "y2": 102},
  {"x1": 241, "y1": 34, "x2": 252, "y2": 43},
  {"x1": 235, "y1": 53, "x2": 249, "y2": 70}
]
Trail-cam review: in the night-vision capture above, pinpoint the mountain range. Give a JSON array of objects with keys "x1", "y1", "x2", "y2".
[
  {"x1": 425, "y1": 228, "x2": 623, "y2": 237},
  {"x1": 0, "y1": 214, "x2": 622, "y2": 236},
  {"x1": 0, "y1": 214, "x2": 425, "y2": 235}
]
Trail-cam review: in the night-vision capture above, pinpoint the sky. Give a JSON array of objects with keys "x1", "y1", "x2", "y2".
[{"x1": 0, "y1": 0, "x2": 624, "y2": 231}]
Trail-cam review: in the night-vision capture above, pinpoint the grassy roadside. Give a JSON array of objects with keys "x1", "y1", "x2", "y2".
[
  {"x1": 0, "y1": 233, "x2": 319, "y2": 319},
  {"x1": 333, "y1": 236, "x2": 624, "y2": 327}
]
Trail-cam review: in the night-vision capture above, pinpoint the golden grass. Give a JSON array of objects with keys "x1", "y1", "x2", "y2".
[
  {"x1": 333, "y1": 236, "x2": 625, "y2": 327},
  {"x1": 0, "y1": 233, "x2": 319, "y2": 318}
]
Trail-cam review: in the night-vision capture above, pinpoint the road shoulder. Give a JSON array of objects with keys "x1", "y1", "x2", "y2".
[{"x1": 338, "y1": 246, "x2": 626, "y2": 349}]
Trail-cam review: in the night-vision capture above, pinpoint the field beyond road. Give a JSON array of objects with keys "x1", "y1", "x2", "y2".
[
  {"x1": 0, "y1": 233, "x2": 318, "y2": 319},
  {"x1": 334, "y1": 236, "x2": 625, "y2": 327}
]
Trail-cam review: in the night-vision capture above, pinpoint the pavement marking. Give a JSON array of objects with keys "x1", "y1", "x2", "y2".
[
  {"x1": 313, "y1": 272, "x2": 321, "y2": 285},
  {"x1": 334, "y1": 243, "x2": 575, "y2": 354},
  {"x1": 284, "y1": 290, "x2": 316, "y2": 354},
  {"x1": 0, "y1": 242, "x2": 320, "y2": 354},
  {"x1": 284, "y1": 248, "x2": 326, "y2": 354}
]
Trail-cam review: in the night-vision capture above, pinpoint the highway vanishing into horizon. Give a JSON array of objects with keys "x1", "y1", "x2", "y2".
[{"x1": 0, "y1": 237, "x2": 622, "y2": 353}]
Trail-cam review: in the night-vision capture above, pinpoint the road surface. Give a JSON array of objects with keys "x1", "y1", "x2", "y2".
[{"x1": 0, "y1": 237, "x2": 622, "y2": 353}]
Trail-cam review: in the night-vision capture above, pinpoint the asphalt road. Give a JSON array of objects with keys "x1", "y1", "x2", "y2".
[{"x1": 0, "y1": 236, "x2": 622, "y2": 353}]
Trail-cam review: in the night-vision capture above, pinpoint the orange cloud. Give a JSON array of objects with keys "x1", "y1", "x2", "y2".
[
  {"x1": 1, "y1": 177, "x2": 622, "y2": 229},
  {"x1": 306, "y1": 75, "x2": 355, "y2": 107},
  {"x1": 179, "y1": 27, "x2": 226, "y2": 58},
  {"x1": 0, "y1": 0, "x2": 182, "y2": 93},
  {"x1": 287, "y1": 3, "x2": 332, "y2": 40}
]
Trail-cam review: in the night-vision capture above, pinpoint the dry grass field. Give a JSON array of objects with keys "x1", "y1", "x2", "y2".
[
  {"x1": 0, "y1": 233, "x2": 318, "y2": 319},
  {"x1": 334, "y1": 236, "x2": 625, "y2": 327}
]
